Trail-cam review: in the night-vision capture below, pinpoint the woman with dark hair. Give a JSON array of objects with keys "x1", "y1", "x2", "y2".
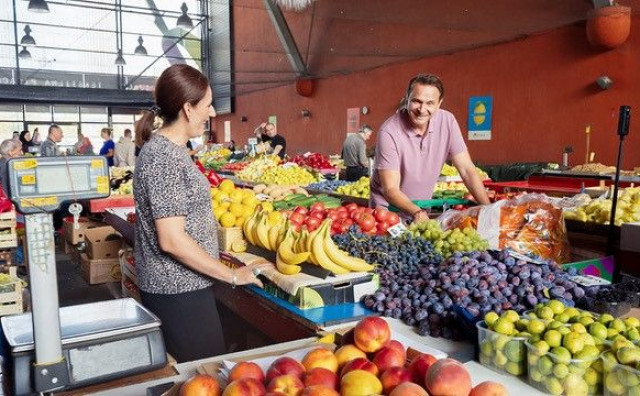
[
  {"x1": 133, "y1": 64, "x2": 272, "y2": 363},
  {"x1": 19, "y1": 130, "x2": 33, "y2": 154}
]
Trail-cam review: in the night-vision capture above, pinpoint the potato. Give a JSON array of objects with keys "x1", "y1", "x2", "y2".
[{"x1": 253, "y1": 184, "x2": 267, "y2": 194}]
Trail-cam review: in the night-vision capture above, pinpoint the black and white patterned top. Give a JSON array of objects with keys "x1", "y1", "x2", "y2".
[{"x1": 133, "y1": 133, "x2": 218, "y2": 294}]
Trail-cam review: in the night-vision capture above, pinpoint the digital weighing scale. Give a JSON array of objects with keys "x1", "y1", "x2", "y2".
[{"x1": 0, "y1": 156, "x2": 167, "y2": 395}]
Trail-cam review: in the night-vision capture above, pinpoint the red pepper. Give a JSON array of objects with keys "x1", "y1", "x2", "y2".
[
  {"x1": 206, "y1": 171, "x2": 223, "y2": 187},
  {"x1": 195, "y1": 160, "x2": 206, "y2": 173}
]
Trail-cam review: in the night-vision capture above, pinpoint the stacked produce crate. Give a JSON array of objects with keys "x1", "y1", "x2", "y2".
[
  {"x1": 0, "y1": 266, "x2": 23, "y2": 316},
  {"x1": 0, "y1": 207, "x2": 18, "y2": 250},
  {"x1": 119, "y1": 245, "x2": 140, "y2": 301}
]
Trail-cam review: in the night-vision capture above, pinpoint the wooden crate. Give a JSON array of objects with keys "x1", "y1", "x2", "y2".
[
  {"x1": 0, "y1": 267, "x2": 23, "y2": 316},
  {"x1": 218, "y1": 226, "x2": 245, "y2": 251},
  {"x1": 0, "y1": 210, "x2": 17, "y2": 229},
  {"x1": 0, "y1": 228, "x2": 17, "y2": 249}
]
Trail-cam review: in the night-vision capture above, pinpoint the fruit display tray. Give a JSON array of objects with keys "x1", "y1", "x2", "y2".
[
  {"x1": 602, "y1": 357, "x2": 640, "y2": 396},
  {"x1": 477, "y1": 321, "x2": 528, "y2": 378}
]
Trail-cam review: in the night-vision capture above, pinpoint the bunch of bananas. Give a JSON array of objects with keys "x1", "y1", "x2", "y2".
[
  {"x1": 242, "y1": 210, "x2": 374, "y2": 275},
  {"x1": 564, "y1": 187, "x2": 640, "y2": 225}
]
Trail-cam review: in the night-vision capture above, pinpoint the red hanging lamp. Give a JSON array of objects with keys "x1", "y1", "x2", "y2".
[{"x1": 586, "y1": 4, "x2": 631, "y2": 49}]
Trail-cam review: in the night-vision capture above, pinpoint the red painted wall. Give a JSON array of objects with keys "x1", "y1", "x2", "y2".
[{"x1": 213, "y1": 19, "x2": 640, "y2": 169}]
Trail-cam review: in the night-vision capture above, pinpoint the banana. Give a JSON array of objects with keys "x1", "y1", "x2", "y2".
[
  {"x1": 277, "y1": 230, "x2": 310, "y2": 265},
  {"x1": 268, "y1": 225, "x2": 281, "y2": 251},
  {"x1": 276, "y1": 251, "x2": 302, "y2": 275},
  {"x1": 242, "y1": 211, "x2": 258, "y2": 245},
  {"x1": 310, "y1": 222, "x2": 349, "y2": 275},
  {"x1": 322, "y1": 223, "x2": 374, "y2": 272},
  {"x1": 251, "y1": 212, "x2": 264, "y2": 247},
  {"x1": 256, "y1": 214, "x2": 271, "y2": 250},
  {"x1": 277, "y1": 219, "x2": 288, "y2": 246},
  {"x1": 295, "y1": 230, "x2": 309, "y2": 254}
]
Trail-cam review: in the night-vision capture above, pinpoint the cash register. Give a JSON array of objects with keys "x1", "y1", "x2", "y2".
[{"x1": 0, "y1": 156, "x2": 167, "y2": 395}]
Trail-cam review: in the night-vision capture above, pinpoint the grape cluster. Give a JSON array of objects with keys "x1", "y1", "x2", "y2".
[
  {"x1": 306, "y1": 180, "x2": 350, "y2": 192},
  {"x1": 337, "y1": 232, "x2": 584, "y2": 340},
  {"x1": 408, "y1": 220, "x2": 489, "y2": 258}
]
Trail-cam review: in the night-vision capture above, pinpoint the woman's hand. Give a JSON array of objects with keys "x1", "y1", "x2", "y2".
[{"x1": 234, "y1": 261, "x2": 274, "y2": 288}]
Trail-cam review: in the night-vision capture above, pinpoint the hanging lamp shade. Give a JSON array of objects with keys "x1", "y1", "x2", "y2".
[
  {"x1": 176, "y1": 3, "x2": 194, "y2": 29},
  {"x1": 20, "y1": 25, "x2": 36, "y2": 46},
  {"x1": 114, "y1": 49, "x2": 126, "y2": 65},
  {"x1": 273, "y1": 0, "x2": 316, "y2": 11},
  {"x1": 28, "y1": 0, "x2": 50, "y2": 13},
  {"x1": 19, "y1": 46, "x2": 31, "y2": 59},
  {"x1": 586, "y1": 5, "x2": 631, "y2": 49},
  {"x1": 134, "y1": 36, "x2": 147, "y2": 55},
  {"x1": 295, "y1": 77, "x2": 315, "y2": 97}
]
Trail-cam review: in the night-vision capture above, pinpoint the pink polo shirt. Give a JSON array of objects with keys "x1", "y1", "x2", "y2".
[{"x1": 370, "y1": 109, "x2": 467, "y2": 209}]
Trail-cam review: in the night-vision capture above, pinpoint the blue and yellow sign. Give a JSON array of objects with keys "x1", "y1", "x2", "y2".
[{"x1": 467, "y1": 96, "x2": 493, "y2": 140}]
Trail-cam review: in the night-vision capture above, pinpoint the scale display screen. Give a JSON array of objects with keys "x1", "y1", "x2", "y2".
[
  {"x1": 36, "y1": 166, "x2": 90, "y2": 194},
  {"x1": 6, "y1": 156, "x2": 111, "y2": 214}
]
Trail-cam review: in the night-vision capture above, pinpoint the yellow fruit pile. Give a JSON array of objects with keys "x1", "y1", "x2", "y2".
[
  {"x1": 236, "y1": 156, "x2": 280, "y2": 182},
  {"x1": 564, "y1": 187, "x2": 640, "y2": 225},
  {"x1": 256, "y1": 164, "x2": 317, "y2": 186},
  {"x1": 336, "y1": 176, "x2": 370, "y2": 198},
  {"x1": 211, "y1": 179, "x2": 260, "y2": 228}
]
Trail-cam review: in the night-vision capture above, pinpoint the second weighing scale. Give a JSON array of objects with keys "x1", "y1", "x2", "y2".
[{"x1": 0, "y1": 156, "x2": 167, "y2": 395}]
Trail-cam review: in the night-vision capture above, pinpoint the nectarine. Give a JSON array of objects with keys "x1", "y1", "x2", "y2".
[
  {"x1": 469, "y1": 381, "x2": 509, "y2": 396},
  {"x1": 340, "y1": 370, "x2": 383, "y2": 396},
  {"x1": 266, "y1": 357, "x2": 306, "y2": 383},
  {"x1": 424, "y1": 359, "x2": 471, "y2": 396},
  {"x1": 333, "y1": 345, "x2": 367, "y2": 370},
  {"x1": 301, "y1": 385, "x2": 340, "y2": 396},
  {"x1": 302, "y1": 348, "x2": 339, "y2": 373},
  {"x1": 407, "y1": 354, "x2": 437, "y2": 385},
  {"x1": 340, "y1": 357, "x2": 378, "y2": 378},
  {"x1": 230, "y1": 362, "x2": 266, "y2": 384},
  {"x1": 388, "y1": 382, "x2": 429, "y2": 396},
  {"x1": 372, "y1": 346, "x2": 405, "y2": 373},
  {"x1": 267, "y1": 374, "x2": 305, "y2": 396},
  {"x1": 353, "y1": 317, "x2": 390, "y2": 353},
  {"x1": 380, "y1": 367, "x2": 412, "y2": 395},
  {"x1": 180, "y1": 374, "x2": 220, "y2": 396},
  {"x1": 304, "y1": 368, "x2": 339, "y2": 390},
  {"x1": 385, "y1": 340, "x2": 407, "y2": 362},
  {"x1": 223, "y1": 378, "x2": 266, "y2": 396}
]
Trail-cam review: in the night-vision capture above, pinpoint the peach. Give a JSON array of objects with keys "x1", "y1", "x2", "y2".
[
  {"x1": 424, "y1": 359, "x2": 471, "y2": 396},
  {"x1": 180, "y1": 374, "x2": 220, "y2": 396},
  {"x1": 385, "y1": 340, "x2": 407, "y2": 362},
  {"x1": 267, "y1": 374, "x2": 305, "y2": 396},
  {"x1": 302, "y1": 348, "x2": 339, "y2": 373},
  {"x1": 407, "y1": 354, "x2": 437, "y2": 385},
  {"x1": 266, "y1": 357, "x2": 306, "y2": 383},
  {"x1": 469, "y1": 381, "x2": 509, "y2": 396},
  {"x1": 223, "y1": 378, "x2": 267, "y2": 396},
  {"x1": 340, "y1": 370, "x2": 383, "y2": 396},
  {"x1": 372, "y1": 346, "x2": 405, "y2": 373},
  {"x1": 380, "y1": 367, "x2": 412, "y2": 395},
  {"x1": 266, "y1": 393, "x2": 288, "y2": 396},
  {"x1": 303, "y1": 368, "x2": 339, "y2": 390},
  {"x1": 333, "y1": 345, "x2": 367, "y2": 370},
  {"x1": 354, "y1": 317, "x2": 391, "y2": 353},
  {"x1": 389, "y1": 382, "x2": 429, "y2": 396},
  {"x1": 340, "y1": 358, "x2": 379, "y2": 378},
  {"x1": 301, "y1": 385, "x2": 340, "y2": 396},
  {"x1": 230, "y1": 362, "x2": 266, "y2": 384}
]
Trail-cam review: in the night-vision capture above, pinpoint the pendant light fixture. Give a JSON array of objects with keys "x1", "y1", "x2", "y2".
[
  {"x1": 176, "y1": 2, "x2": 194, "y2": 29},
  {"x1": 19, "y1": 46, "x2": 32, "y2": 59},
  {"x1": 20, "y1": 25, "x2": 36, "y2": 46},
  {"x1": 28, "y1": 0, "x2": 50, "y2": 13},
  {"x1": 134, "y1": 35, "x2": 147, "y2": 55},
  {"x1": 114, "y1": 49, "x2": 126, "y2": 65}
]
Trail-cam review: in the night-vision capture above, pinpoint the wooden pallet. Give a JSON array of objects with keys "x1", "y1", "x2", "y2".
[
  {"x1": 0, "y1": 210, "x2": 17, "y2": 229},
  {"x1": 0, "y1": 266, "x2": 23, "y2": 316},
  {"x1": 0, "y1": 228, "x2": 17, "y2": 249}
]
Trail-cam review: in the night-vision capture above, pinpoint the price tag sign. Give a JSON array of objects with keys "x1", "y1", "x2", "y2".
[
  {"x1": 387, "y1": 222, "x2": 408, "y2": 238},
  {"x1": 570, "y1": 275, "x2": 610, "y2": 287}
]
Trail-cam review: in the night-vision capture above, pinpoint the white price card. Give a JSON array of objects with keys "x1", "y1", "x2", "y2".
[
  {"x1": 570, "y1": 275, "x2": 610, "y2": 287},
  {"x1": 255, "y1": 194, "x2": 272, "y2": 201},
  {"x1": 387, "y1": 222, "x2": 408, "y2": 238}
]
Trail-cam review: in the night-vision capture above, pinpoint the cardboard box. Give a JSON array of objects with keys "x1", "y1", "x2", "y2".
[
  {"x1": 80, "y1": 253, "x2": 121, "y2": 284},
  {"x1": 85, "y1": 226, "x2": 123, "y2": 260},
  {"x1": 63, "y1": 217, "x2": 104, "y2": 245},
  {"x1": 263, "y1": 272, "x2": 379, "y2": 309}
]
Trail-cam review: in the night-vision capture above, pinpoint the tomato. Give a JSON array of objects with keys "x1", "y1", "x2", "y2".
[
  {"x1": 357, "y1": 213, "x2": 376, "y2": 232},
  {"x1": 309, "y1": 202, "x2": 325, "y2": 212},
  {"x1": 336, "y1": 206, "x2": 348, "y2": 215},
  {"x1": 373, "y1": 207, "x2": 390, "y2": 222},
  {"x1": 342, "y1": 218, "x2": 354, "y2": 228},
  {"x1": 337, "y1": 210, "x2": 349, "y2": 220},
  {"x1": 309, "y1": 210, "x2": 325, "y2": 220},
  {"x1": 377, "y1": 221, "x2": 390, "y2": 234},
  {"x1": 387, "y1": 212, "x2": 400, "y2": 226},
  {"x1": 293, "y1": 206, "x2": 309, "y2": 216},
  {"x1": 326, "y1": 210, "x2": 341, "y2": 222},
  {"x1": 289, "y1": 212, "x2": 305, "y2": 225},
  {"x1": 350, "y1": 208, "x2": 365, "y2": 221},
  {"x1": 305, "y1": 216, "x2": 321, "y2": 231},
  {"x1": 363, "y1": 207, "x2": 374, "y2": 215},
  {"x1": 344, "y1": 203, "x2": 359, "y2": 213}
]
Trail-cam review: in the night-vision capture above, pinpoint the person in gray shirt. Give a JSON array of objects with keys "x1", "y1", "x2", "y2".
[
  {"x1": 40, "y1": 124, "x2": 63, "y2": 157},
  {"x1": 342, "y1": 124, "x2": 373, "y2": 181}
]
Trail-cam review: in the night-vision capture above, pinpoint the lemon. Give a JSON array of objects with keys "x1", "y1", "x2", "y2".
[
  {"x1": 242, "y1": 196, "x2": 259, "y2": 208},
  {"x1": 547, "y1": 299, "x2": 565, "y2": 315},
  {"x1": 219, "y1": 212, "x2": 236, "y2": 228},
  {"x1": 484, "y1": 312, "x2": 499, "y2": 328},
  {"x1": 230, "y1": 190, "x2": 244, "y2": 203},
  {"x1": 213, "y1": 192, "x2": 230, "y2": 203},
  {"x1": 503, "y1": 310, "x2": 520, "y2": 323},
  {"x1": 219, "y1": 179, "x2": 235, "y2": 193},
  {"x1": 229, "y1": 203, "x2": 245, "y2": 217},
  {"x1": 231, "y1": 239, "x2": 247, "y2": 253},
  {"x1": 241, "y1": 188, "x2": 255, "y2": 198},
  {"x1": 210, "y1": 187, "x2": 219, "y2": 196},
  {"x1": 221, "y1": 202, "x2": 231, "y2": 210},
  {"x1": 213, "y1": 207, "x2": 226, "y2": 220},
  {"x1": 494, "y1": 318, "x2": 515, "y2": 335},
  {"x1": 261, "y1": 202, "x2": 274, "y2": 212},
  {"x1": 211, "y1": 199, "x2": 220, "y2": 209}
]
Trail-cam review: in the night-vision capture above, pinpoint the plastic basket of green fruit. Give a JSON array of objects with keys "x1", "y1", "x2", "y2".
[
  {"x1": 477, "y1": 320, "x2": 529, "y2": 377},
  {"x1": 601, "y1": 343, "x2": 640, "y2": 396},
  {"x1": 526, "y1": 339, "x2": 602, "y2": 396}
]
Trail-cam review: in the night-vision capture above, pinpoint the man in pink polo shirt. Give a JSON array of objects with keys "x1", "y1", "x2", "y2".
[{"x1": 370, "y1": 74, "x2": 490, "y2": 222}]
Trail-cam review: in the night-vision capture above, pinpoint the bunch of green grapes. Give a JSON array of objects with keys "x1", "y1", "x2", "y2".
[{"x1": 409, "y1": 220, "x2": 488, "y2": 258}]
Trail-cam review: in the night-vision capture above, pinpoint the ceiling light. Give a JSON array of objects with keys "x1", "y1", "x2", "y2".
[
  {"x1": 114, "y1": 49, "x2": 126, "y2": 65},
  {"x1": 176, "y1": 2, "x2": 194, "y2": 29},
  {"x1": 28, "y1": 0, "x2": 50, "y2": 13},
  {"x1": 134, "y1": 35, "x2": 147, "y2": 55},
  {"x1": 19, "y1": 46, "x2": 31, "y2": 60},
  {"x1": 20, "y1": 25, "x2": 36, "y2": 46}
]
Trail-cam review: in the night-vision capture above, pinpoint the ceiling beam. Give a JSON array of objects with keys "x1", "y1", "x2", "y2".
[{"x1": 262, "y1": 0, "x2": 307, "y2": 77}]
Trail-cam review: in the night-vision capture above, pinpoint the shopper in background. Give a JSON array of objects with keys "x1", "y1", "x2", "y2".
[
  {"x1": 370, "y1": 74, "x2": 490, "y2": 221},
  {"x1": 114, "y1": 128, "x2": 135, "y2": 166},
  {"x1": 40, "y1": 124, "x2": 63, "y2": 157},
  {"x1": 134, "y1": 64, "x2": 272, "y2": 363},
  {"x1": 0, "y1": 139, "x2": 23, "y2": 194},
  {"x1": 19, "y1": 130, "x2": 34, "y2": 155},
  {"x1": 32, "y1": 128, "x2": 41, "y2": 145},
  {"x1": 12, "y1": 131, "x2": 19, "y2": 140},
  {"x1": 342, "y1": 124, "x2": 373, "y2": 181},
  {"x1": 98, "y1": 128, "x2": 115, "y2": 166},
  {"x1": 75, "y1": 132, "x2": 94, "y2": 155},
  {"x1": 253, "y1": 122, "x2": 286, "y2": 158}
]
